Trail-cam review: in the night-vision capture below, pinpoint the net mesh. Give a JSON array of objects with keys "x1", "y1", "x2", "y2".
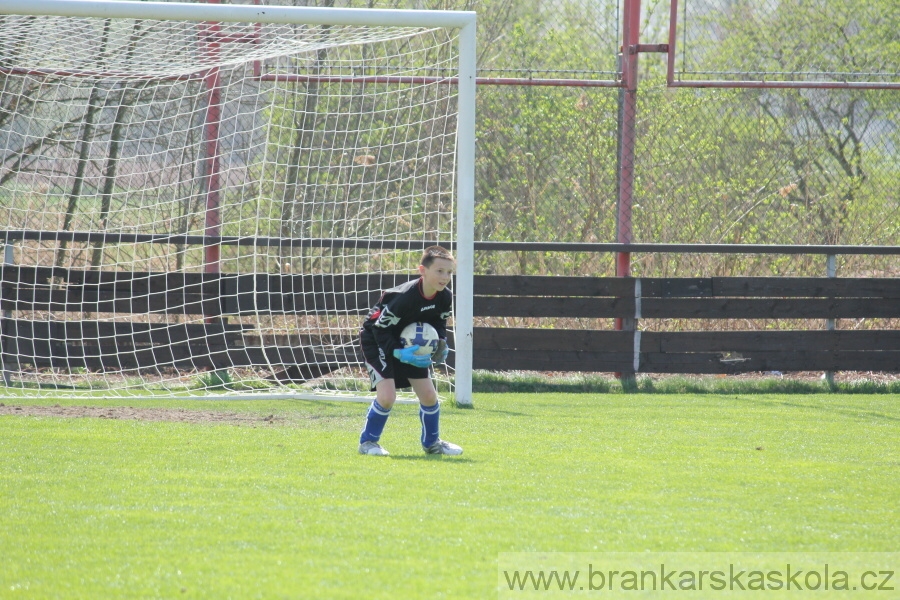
[{"x1": 0, "y1": 13, "x2": 460, "y2": 397}]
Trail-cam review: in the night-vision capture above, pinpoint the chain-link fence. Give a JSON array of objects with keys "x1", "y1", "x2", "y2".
[
  {"x1": 2, "y1": 1, "x2": 897, "y2": 277},
  {"x1": 314, "y1": 0, "x2": 899, "y2": 279}
]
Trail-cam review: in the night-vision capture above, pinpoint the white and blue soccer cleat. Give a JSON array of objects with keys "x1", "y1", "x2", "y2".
[
  {"x1": 424, "y1": 439, "x2": 463, "y2": 456},
  {"x1": 358, "y1": 441, "x2": 390, "y2": 456}
]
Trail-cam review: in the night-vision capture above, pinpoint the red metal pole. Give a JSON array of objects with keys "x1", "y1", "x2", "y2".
[
  {"x1": 613, "y1": 0, "x2": 641, "y2": 381},
  {"x1": 203, "y1": 68, "x2": 221, "y2": 273},
  {"x1": 202, "y1": 2, "x2": 222, "y2": 274},
  {"x1": 667, "y1": 0, "x2": 679, "y2": 87},
  {"x1": 617, "y1": 0, "x2": 640, "y2": 269},
  {"x1": 616, "y1": 0, "x2": 640, "y2": 315},
  {"x1": 253, "y1": 0, "x2": 261, "y2": 79}
]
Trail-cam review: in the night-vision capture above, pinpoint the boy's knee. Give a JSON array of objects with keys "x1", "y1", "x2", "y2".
[
  {"x1": 378, "y1": 395, "x2": 397, "y2": 410},
  {"x1": 418, "y1": 390, "x2": 438, "y2": 407},
  {"x1": 374, "y1": 379, "x2": 398, "y2": 409}
]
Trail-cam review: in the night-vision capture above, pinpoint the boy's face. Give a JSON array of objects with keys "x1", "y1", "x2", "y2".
[{"x1": 418, "y1": 257, "x2": 455, "y2": 296}]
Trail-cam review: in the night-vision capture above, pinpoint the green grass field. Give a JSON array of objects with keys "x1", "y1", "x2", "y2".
[{"x1": 1, "y1": 392, "x2": 897, "y2": 598}]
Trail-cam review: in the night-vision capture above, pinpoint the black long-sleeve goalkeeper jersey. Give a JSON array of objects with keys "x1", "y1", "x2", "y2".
[{"x1": 360, "y1": 277, "x2": 452, "y2": 357}]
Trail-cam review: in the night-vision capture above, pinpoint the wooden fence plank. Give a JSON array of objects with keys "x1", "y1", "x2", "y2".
[
  {"x1": 220, "y1": 273, "x2": 405, "y2": 315},
  {"x1": 473, "y1": 297, "x2": 633, "y2": 318},
  {"x1": 473, "y1": 275, "x2": 633, "y2": 296},
  {"x1": 472, "y1": 276, "x2": 900, "y2": 299},
  {"x1": 0, "y1": 290, "x2": 220, "y2": 315},
  {"x1": 636, "y1": 278, "x2": 713, "y2": 297},
  {"x1": 0, "y1": 266, "x2": 222, "y2": 293},
  {"x1": 647, "y1": 330, "x2": 900, "y2": 353},
  {"x1": 711, "y1": 277, "x2": 900, "y2": 298},
  {"x1": 2, "y1": 320, "x2": 249, "y2": 345},
  {"x1": 639, "y1": 351, "x2": 900, "y2": 373},
  {"x1": 13, "y1": 342, "x2": 360, "y2": 372},
  {"x1": 640, "y1": 298, "x2": 900, "y2": 319},
  {"x1": 474, "y1": 349, "x2": 634, "y2": 372},
  {"x1": 473, "y1": 327, "x2": 633, "y2": 352}
]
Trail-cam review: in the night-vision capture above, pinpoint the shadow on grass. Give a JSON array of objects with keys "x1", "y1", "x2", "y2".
[
  {"x1": 731, "y1": 395, "x2": 900, "y2": 423},
  {"x1": 389, "y1": 454, "x2": 477, "y2": 463},
  {"x1": 473, "y1": 371, "x2": 900, "y2": 395},
  {"x1": 471, "y1": 407, "x2": 533, "y2": 417}
]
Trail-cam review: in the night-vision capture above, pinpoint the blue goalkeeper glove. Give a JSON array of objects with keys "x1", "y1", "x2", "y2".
[
  {"x1": 393, "y1": 345, "x2": 432, "y2": 368},
  {"x1": 433, "y1": 339, "x2": 449, "y2": 365}
]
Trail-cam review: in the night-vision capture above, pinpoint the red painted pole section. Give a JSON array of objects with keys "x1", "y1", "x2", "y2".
[
  {"x1": 202, "y1": 2, "x2": 222, "y2": 275},
  {"x1": 615, "y1": 0, "x2": 640, "y2": 343},
  {"x1": 617, "y1": 0, "x2": 640, "y2": 271},
  {"x1": 613, "y1": 0, "x2": 641, "y2": 381}
]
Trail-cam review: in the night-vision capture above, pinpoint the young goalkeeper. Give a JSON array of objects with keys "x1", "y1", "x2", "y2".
[{"x1": 357, "y1": 245, "x2": 462, "y2": 457}]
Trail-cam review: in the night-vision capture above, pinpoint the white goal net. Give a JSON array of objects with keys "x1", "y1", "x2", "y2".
[{"x1": 0, "y1": 0, "x2": 475, "y2": 400}]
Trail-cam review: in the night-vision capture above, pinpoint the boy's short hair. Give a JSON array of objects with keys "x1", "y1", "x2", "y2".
[{"x1": 421, "y1": 245, "x2": 455, "y2": 268}]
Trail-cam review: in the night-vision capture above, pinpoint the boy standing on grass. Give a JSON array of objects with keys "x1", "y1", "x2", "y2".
[{"x1": 358, "y1": 245, "x2": 462, "y2": 457}]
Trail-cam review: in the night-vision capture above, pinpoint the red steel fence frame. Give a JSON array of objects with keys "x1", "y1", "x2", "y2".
[{"x1": 665, "y1": 0, "x2": 900, "y2": 90}]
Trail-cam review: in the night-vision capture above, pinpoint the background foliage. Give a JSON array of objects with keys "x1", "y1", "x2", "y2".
[
  {"x1": 1, "y1": 0, "x2": 897, "y2": 281},
  {"x1": 364, "y1": 0, "x2": 899, "y2": 277}
]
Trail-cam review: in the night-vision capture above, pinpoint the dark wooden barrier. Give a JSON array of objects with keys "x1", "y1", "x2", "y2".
[
  {"x1": 0, "y1": 266, "x2": 407, "y2": 315},
  {"x1": 473, "y1": 275, "x2": 900, "y2": 374},
  {"x1": 0, "y1": 265, "x2": 405, "y2": 378},
  {"x1": 3, "y1": 264, "x2": 899, "y2": 376}
]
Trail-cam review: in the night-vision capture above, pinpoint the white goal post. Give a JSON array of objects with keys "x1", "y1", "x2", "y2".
[{"x1": 0, "y1": 0, "x2": 475, "y2": 404}]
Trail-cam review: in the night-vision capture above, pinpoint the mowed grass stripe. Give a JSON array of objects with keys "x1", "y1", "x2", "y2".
[{"x1": 1, "y1": 394, "x2": 897, "y2": 598}]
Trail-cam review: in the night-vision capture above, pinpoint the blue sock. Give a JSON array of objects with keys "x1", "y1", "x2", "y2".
[
  {"x1": 360, "y1": 400, "x2": 391, "y2": 444},
  {"x1": 420, "y1": 403, "x2": 440, "y2": 448}
]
